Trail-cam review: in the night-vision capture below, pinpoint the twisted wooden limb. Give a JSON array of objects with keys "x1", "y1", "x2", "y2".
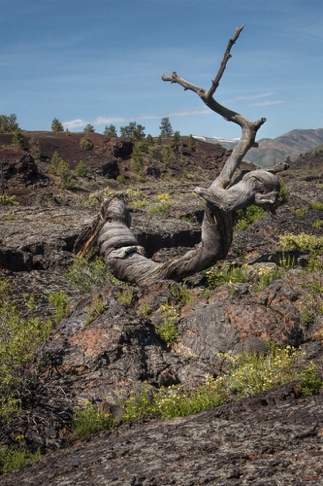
[
  {"x1": 92, "y1": 27, "x2": 286, "y2": 286},
  {"x1": 97, "y1": 196, "x2": 233, "y2": 286}
]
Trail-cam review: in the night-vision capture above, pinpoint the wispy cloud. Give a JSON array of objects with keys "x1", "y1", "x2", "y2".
[
  {"x1": 63, "y1": 106, "x2": 211, "y2": 130},
  {"x1": 227, "y1": 92, "x2": 275, "y2": 102},
  {"x1": 221, "y1": 92, "x2": 285, "y2": 108},
  {"x1": 248, "y1": 100, "x2": 285, "y2": 107}
]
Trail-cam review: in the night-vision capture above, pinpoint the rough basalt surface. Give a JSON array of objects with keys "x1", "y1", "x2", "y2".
[
  {"x1": 3, "y1": 386, "x2": 323, "y2": 486},
  {"x1": 0, "y1": 133, "x2": 322, "y2": 484}
]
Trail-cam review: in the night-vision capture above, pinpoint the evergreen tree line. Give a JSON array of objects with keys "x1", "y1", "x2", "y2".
[{"x1": 0, "y1": 113, "x2": 191, "y2": 141}]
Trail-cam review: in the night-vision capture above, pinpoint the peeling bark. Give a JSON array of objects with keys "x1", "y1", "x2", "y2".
[{"x1": 87, "y1": 27, "x2": 288, "y2": 286}]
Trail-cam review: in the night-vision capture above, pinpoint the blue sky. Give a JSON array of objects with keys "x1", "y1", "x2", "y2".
[{"x1": 1, "y1": 0, "x2": 322, "y2": 140}]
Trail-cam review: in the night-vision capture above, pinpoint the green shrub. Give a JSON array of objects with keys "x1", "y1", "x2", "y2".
[
  {"x1": 49, "y1": 151, "x2": 62, "y2": 174},
  {"x1": 300, "y1": 363, "x2": 323, "y2": 396},
  {"x1": 85, "y1": 297, "x2": 105, "y2": 325},
  {"x1": 171, "y1": 283, "x2": 194, "y2": 305},
  {"x1": 65, "y1": 255, "x2": 112, "y2": 292},
  {"x1": 72, "y1": 401, "x2": 115, "y2": 439},
  {"x1": 123, "y1": 344, "x2": 321, "y2": 422},
  {"x1": 116, "y1": 287, "x2": 134, "y2": 308},
  {"x1": 252, "y1": 265, "x2": 282, "y2": 291},
  {"x1": 306, "y1": 252, "x2": 323, "y2": 273},
  {"x1": 57, "y1": 159, "x2": 73, "y2": 188},
  {"x1": 235, "y1": 205, "x2": 266, "y2": 231},
  {"x1": 11, "y1": 130, "x2": 25, "y2": 149},
  {"x1": 79, "y1": 136, "x2": 94, "y2": 150},
  {"x1": 149, "y1": 201, "x2": 172, "y2": 216},
  {"x1": 28, "y1": 138, "x2": 41, "y2": 162},
  {"x1": 116, "y1": 174, "x2": 125, "y2": 183},
  {"x1": 312, "y1": 219, "x2": 323, "y2": 230},
  {"x1": 72, "y1": 343, "x2": 322, "y2": 439},
  {"x1": 0, "y1": 444, "x2": 40, "y2": 475},
  {"x1": 155, "y1": 303, "x2": 179, "y2": 346},
  {"x1": 311, "y1": 202, "x2": 323, "y2": 211},
  {"x1": 206, "y1": 263, "x2": 248, "y2": 288},
  {"x1": 291, "y1": 206, "x2": 308, "y2": 219},
  {"x1": 122, "y1": 386, "x2": 154, "y2": 423},
  {"x1": 0, "y1": 279, "x2": 52, "y2": 421},
  {"x1": 0, "y1": 195, "x2": 19, "y2": 206},
  {"x1": 222, "y1": 344, "x2": 300, "y2": 397},
  {"x1": 278, "y1": 180, "x2": 289, "y2": 203},
  {"x1": 48, "y1": 290, "x2": 69, "y2": 325},
  {"x1": 75, "y1": 160, "x2": 88, "y2": 177},
  {"x1": 279, "y1": 232, "x2": 323, "y2": 253},
  {"x1": 49, "y1": 152, "x2": 73, "y2": 188}
]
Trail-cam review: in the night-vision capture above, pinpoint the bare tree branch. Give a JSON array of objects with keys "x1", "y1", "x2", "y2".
[
  {"x1": 207, "y1": 25, "x2": 244, "y2": 100},
  {"x1": 78, "y1": 28, "x2": 287, "y2": 287}
]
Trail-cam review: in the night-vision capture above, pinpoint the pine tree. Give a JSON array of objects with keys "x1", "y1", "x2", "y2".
[
  {"x1": 0, "y1": 114, "x2": 19, "y2": 133},
  {"x1": 189, "y1": 134, "x2": 196, "y2": 152},
  {"x1": 83, "y1": 124, "x2": 95, "y2": 133},
  {"x1": 51, "y1": 118, "x2": 64, "y2": 132},
  {"x1": 103, "y1": 124, "x2": 117, "y2": 137},
  {"x1": 120, "y1": 122, "x2": 145, "y2": 140},
  {"x1": 159, "y1": 117, "x2": 173, "y2": 137}
]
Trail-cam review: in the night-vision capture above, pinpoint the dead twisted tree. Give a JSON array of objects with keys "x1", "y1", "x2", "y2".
[{"x1": 82, "y1": 27, "x2": 287, "y2": 287}]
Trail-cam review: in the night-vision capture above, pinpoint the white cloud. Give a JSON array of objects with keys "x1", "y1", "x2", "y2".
[
  {"x1": 62, "y1": 119, "x2": 87, "y2": 130},
  {"x1": 63, "y1": 105, "x2": 212, "y2": 130},
  {"x1": 248, "y1": 100, "x2": 285, "y2": 107},
  {"x1": 229, "y1": 92, "x2": 275, "y2": 102}
]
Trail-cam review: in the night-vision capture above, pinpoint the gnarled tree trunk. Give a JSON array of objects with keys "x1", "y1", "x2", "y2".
[{"x1": 82, "y1": 27, "x2": 287, "y2": 287}]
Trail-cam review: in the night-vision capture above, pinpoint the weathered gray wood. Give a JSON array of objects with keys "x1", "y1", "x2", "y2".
[{"x1": 94, "y1": 28, "x2": 286, "y2": 286}]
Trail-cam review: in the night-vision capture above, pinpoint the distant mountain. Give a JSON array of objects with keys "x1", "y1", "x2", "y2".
[{"x1": 195, "y1": 128, "x2": 323, "y2": 167}]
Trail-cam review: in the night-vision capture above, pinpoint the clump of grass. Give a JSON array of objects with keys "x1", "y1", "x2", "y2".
[
  {"x1": 125, "y1": 188, "x2": 148, "y2": 209},
  {"x1": 116, "y1": 287, "x2": 134, "y2": 308},
  {"x1": 72, "y1": 343, "x2": 322, "y2": 439},
  {"x1": 65, "y1": 255, "x2": 112, "y2": 292},
  {"x1": 155, "y1": 303, "x2": 179, "y2": 347},
  {"x1": 85, "y1": 296, "x2": 106, "y2": 324},
  {"x1": 72, "y1": 401, "x2": 115, "y2": 439},
  {"x1": 0, "y1": 278, "x2": 52, "y2": 422},
  {"x1": 123, "y1": 344, "x2": 321, "y2": 419},
  {"x1": 235, "y1": 205, "x2": 266, "y2": 231},
  {"x1": 278, "y1": 252, "x2": 297, "y2": 269},
  {"x1": 170, "y1": 283, "x2": 195, "y2": 305},
  {"x1": 48, "y1": 290, "x2": 70, "y2": 325},
  {"x1": 310, "y1": 201, "x2": 323, "y2": 211},
  {"x1": 312, "y1": 219, "x2": 323, "y2": 230},
  {"x1": 291, "y1": 206, "x2": 308, "y2": 219},
  {"x1": 0, "y1": 195, "x2": 19, "y2": 206},
  {"x1": 251, "y1": 265, "x2": 282, "y2": 291},
  {"x1": 206, "y1": 263, "x2": 248, "y2": 288},
  {"x1": 222, "y1": 344, "x2": 301, "y2": 396},
  {"x1": 279, "y1": 232, "x2": 323, "y2": 253},
  {"x1": 149, "y1": 201, "x2": 172, "y2": 216},
  {"x1": 0, "y1": 444, "x2": 40, "y2": 475},
  {"x1": 139, "y1": 304, "x2": 153, "y2": 317}
]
